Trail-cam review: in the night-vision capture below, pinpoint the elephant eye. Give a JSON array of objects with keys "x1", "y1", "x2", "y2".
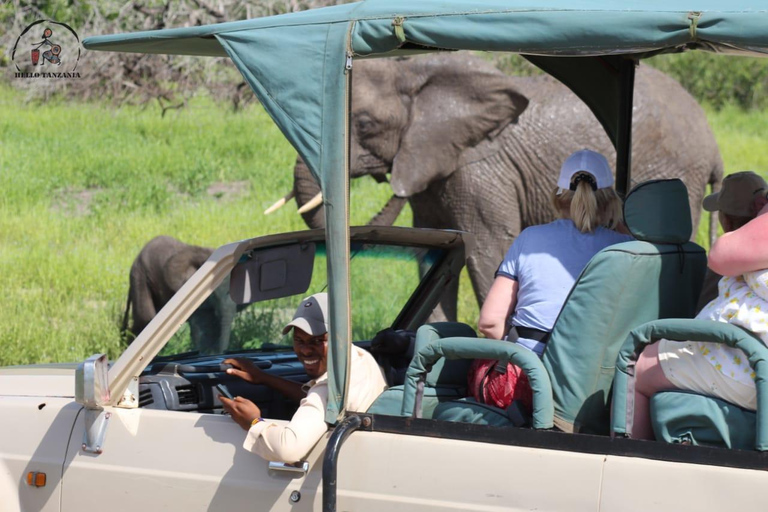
[{"x1": 354, "y1": 114, "x2": 376, "y2": 136}]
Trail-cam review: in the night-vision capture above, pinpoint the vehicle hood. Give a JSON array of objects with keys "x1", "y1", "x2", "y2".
[{"x1": 0, "y1": 363, "x2": 78, "y2": 397}]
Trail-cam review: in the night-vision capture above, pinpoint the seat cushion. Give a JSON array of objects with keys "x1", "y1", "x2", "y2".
[
  {"x1": 432, "y1": 398, "x2": 515, "y2": 427},
  {"x1": 651, "y1": 391, "x2": 756, "y2": 450},
  {"x1": 367, "y1": 384, "x2": 465, "y2": 418}
]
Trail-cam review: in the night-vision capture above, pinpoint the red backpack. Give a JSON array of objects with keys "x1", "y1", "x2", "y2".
[{"x1": 467, "y1": 358, "x2": 533, "y2": 413}]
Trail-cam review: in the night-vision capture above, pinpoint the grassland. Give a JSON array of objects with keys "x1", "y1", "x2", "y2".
[{"x1": 1, "y1": 85, "x2": 766, "y2": 366}]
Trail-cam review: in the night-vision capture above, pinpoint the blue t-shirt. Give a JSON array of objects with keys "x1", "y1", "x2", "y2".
[{"x1": 498, "y1": 219, "x2": 632, "y2": 338}]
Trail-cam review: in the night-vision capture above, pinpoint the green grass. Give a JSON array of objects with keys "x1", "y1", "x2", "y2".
[
  {"x1": 0, "y1": 86, "x2": 409, "y2": 365},
  {"x1": 0, "y1": 85, "x2": 766, "y2": 366},
  {"x1": 693, "y1": 105, "x2": 768, "y2": 246}
]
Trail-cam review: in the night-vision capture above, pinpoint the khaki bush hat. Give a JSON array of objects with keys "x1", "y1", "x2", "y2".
[
  {"x1": 282, "y1": 292, "x2": 329, "y2": 335},
  {"x1": 703, "y1": 171, "x2": 768, "y2": 217}
]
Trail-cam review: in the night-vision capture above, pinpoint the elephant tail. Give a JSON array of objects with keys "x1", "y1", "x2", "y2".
[{"x1": 708, "y1": 158, "x2": 724, "y2": 248}]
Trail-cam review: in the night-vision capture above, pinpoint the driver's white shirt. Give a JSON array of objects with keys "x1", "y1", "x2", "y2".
[{"x1": 243, "y1": 345, "x2": 388, "y2": 462}]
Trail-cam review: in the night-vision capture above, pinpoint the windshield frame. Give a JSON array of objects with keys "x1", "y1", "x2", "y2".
[{"x1": 106, "y1": 226, "x2": 470, "y2": 407}]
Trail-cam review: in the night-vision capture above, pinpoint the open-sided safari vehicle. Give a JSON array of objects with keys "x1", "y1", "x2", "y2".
[{"x1": 3, "y1": 1, "x2": 768, "y2": 511}]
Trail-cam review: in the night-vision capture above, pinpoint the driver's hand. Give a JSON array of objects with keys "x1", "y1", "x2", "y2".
[
  {"x1": 220, "y1": 396, "x2": 263, "y2": 431},
  {"x1": 224, "y1": 357, "x2": 265, "y2": 385}
]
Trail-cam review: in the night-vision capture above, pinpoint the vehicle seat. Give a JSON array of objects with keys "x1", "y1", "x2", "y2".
[
  {"x1": 611, "y1": 318, "x2": 768, "y2": 451},
  {"x1": 366, "y1": 322, "x2": 476, "y2": 418},
  {"x1": 430, "y1": 179, "x2": 707, "y2": 433},
  {"x1": 651, "y1": 392, "x2": 756, "y2": 449},
  {"x1": 402, "y1": 336, "x2": 555, "y2": 428},
  {"x1": 542, "y1": 178, "x2": 707, "y2": 434}
]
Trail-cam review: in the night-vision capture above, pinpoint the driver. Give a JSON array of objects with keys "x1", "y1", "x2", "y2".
[{"x1": 219, "y1": 292, "x2": 388, "y2": 462}]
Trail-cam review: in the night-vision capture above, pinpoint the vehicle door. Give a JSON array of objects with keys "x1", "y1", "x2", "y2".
[
  {"x1": 334, "y1": 428, "x2": 604, "y2": 512},
  {"x1": 599, "y1": 453, "x2": 768, "y2": 511},
  {"x1": 60, "y1": 406, "x2": 325, "y2": 511}
]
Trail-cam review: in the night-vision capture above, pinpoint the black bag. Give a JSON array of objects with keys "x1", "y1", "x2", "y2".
[{"x1": 369, "y1": 328, "x2": 416, "y2": 386}]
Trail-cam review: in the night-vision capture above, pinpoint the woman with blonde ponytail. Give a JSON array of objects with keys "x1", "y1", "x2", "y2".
[{"x1": 473, "y1": 150, "x2": 631, "y2": 411}]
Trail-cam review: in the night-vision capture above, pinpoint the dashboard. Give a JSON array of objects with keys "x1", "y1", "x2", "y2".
[{"x1": 138, "y1": 351, "x2": 309, "y2": 420}]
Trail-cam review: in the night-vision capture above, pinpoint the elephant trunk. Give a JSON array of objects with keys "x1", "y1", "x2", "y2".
[
  {"x1": 293, "y1": 156, "x2": 326, "y2": 229},
  {"x1": 368, "y1": 195, "x2": 407, "y2": 226},
  {"x1": 293, "y1": 155, "x2": 407, "y2": 229}
]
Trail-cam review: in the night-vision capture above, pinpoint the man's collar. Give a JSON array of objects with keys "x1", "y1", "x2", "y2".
[{"x1": 302, "y1": 371, "x2": 328, "y2": 392}]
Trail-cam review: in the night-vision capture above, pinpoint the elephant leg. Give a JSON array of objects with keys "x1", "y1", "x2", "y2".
[
  {"x1": 188, "y1": 314, "x2": 204, "y2": 353},
  {"x1": 416, "y1": 255, "x2": 459, "y2": 323},
  {"x1": 216, "y1": 305, "x2": 235, "y2": 353},
  {"x1": 433, "y1": 274, "x2": 459, "y2": 322},
  {"x1": 189, "y1": 309, "x2": 215, "y2": 354},
  {"x1": 189, "y1": 288, "x2": 236, "y2": 354},
  {"x1": 212, "y1": 278, "x2": 236, "y2": 353},
  {"x1": 410, "y1": 194, "x2": 459, "y2": 323},
  {"x1": 129, "y1": 267, "x2": 157, "y2": 337}
]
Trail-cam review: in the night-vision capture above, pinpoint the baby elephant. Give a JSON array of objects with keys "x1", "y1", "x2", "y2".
[{"x1": 122, "y1": 235, "x2": 237, "y2": 353}]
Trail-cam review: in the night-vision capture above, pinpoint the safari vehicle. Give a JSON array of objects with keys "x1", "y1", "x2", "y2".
[{"x1": 4, "y1": 1, "x2": 768, "y2": 511}]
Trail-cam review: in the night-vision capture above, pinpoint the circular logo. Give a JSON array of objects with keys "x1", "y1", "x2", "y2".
[{"x1": 11, "y1": 20, "x2": 81, "y2": 75}]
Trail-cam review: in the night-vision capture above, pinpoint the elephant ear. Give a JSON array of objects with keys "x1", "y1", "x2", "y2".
[{"x1": 390, "y1": 73, "x2": 529, "y2": 197}]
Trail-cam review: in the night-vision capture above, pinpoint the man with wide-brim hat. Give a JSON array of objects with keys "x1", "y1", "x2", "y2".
[{"x1": 220, "y1": 292, "x2": 388, "y2": 462}]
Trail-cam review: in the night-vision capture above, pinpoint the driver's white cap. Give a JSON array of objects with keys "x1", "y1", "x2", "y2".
[
  {"x1": 282, "y1": 293, "x2": 329, "y2": 336},
  {"x1": 557, "y1": 149, "x2": 614, "y2": 194}
]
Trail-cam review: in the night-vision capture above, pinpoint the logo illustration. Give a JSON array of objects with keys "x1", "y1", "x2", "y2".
[{"x1": 12, "y1": 20, "x2": 81, "y2": 78}]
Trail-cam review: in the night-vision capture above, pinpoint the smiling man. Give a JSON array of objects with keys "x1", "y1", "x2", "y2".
[{"x1": 220, "y1": 293, "x2": 388, "y2": 462}]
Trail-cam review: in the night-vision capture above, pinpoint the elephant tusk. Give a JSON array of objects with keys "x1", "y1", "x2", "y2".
[
  {"x1": 297, "y1": 192, "x2": 323, "y2": 214},
  {"x1": 264, "y1": 190, "x2": 296, "y2": 215}
]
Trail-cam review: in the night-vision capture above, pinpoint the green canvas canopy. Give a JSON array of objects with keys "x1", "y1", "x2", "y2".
[{"x1": 83, "y1": 0, "x2": 768, "y2": 423}]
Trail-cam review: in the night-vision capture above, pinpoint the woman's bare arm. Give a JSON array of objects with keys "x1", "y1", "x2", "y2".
[
  {"x1": 478, "y1": 276, "x2": 519, "y2": 340},
  {"x1": 709, "y1": 209, "x2": 768, "y2": 276}
]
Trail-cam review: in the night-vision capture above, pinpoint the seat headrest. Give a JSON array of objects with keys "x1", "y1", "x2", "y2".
[{"x1": 623, "y1": 179, "x2": 692, "y2": 244}]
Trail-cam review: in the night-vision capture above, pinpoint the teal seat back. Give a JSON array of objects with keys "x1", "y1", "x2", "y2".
[
  {"x1": 416, "y1": 322, "x2": 476, "y2": 388},
  {"x1": 542, "y1": 179, "x2": 707, "y2": 434},
  {"x1": 366, "y1": 322, "x2": 475, "y2": 417}
]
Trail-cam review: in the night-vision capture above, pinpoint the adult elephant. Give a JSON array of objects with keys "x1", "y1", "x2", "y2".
[
  {"x1": 284, "y1": 54, "x2": 723, "y2": 318},
  {"x1": 122, "y1": 235, "x2": 237, "y2": 353}
]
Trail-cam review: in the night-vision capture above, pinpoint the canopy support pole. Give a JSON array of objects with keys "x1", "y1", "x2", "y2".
[
  {"x1": 322, "y1": 23, "x2": 355, "y2": 425},
  {"x1": 615, "y1": 58, "x2": 636, "y2": 199}
]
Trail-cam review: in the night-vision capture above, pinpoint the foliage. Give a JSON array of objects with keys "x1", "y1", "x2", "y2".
[
  {"x1": 650, "y1": 52, "x2": 768, "y2": 111},
  {"x1": 488, "y1": 52, "x2": 768, "y2": 111},
  {"x1": 0, "y1": 0, "x2": 352, "y2": 108}
]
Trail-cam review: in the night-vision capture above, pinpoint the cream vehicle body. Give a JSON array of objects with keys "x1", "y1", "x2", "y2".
[{"x1": 5, "y1": 1, "x2": 768, "y2": 511}]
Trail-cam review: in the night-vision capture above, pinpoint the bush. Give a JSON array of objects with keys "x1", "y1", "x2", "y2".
[
  {"x1": 0, "y1": 0, "x2": 351, "y2": 109},
  {"x1": 649, "y1": 52, "x2": 768, "y2": 110},
  {"x1": 486, "y1": 51, "x2": 768, "y2": 111}
]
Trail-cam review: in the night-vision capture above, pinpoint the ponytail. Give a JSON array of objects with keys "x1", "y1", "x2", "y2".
[
  {"x1": 570, "y1": 180, "x2": 599, "y2": 232},
  {"x1": 551, "y1": 179, "x2": 623, "y2": 233}
]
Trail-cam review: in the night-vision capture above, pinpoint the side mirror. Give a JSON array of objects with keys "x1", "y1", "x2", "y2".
[{"x1": 75, "y1": 354, "x2": 110, "y2": 409}]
